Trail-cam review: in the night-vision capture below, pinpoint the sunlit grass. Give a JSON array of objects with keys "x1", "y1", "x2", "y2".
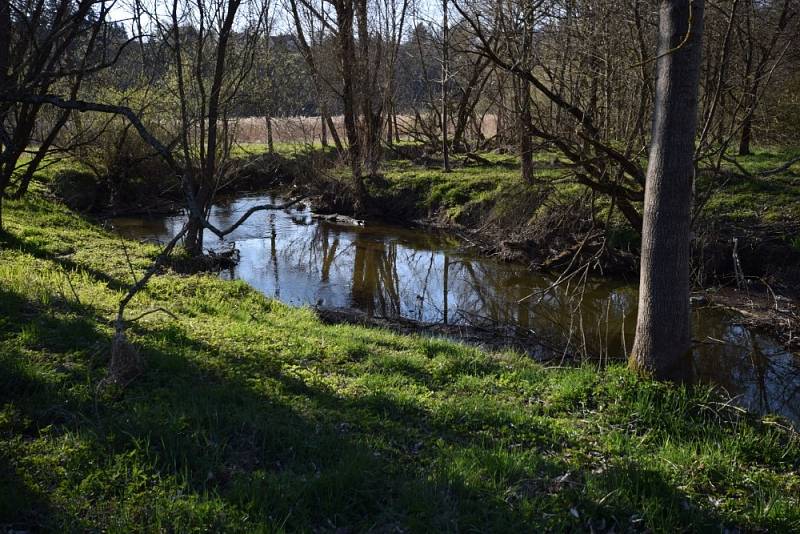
[
  {"x1": 372, "y1": 146, "x2": 800, "y2": 233},
  {"x1": 1, "y1": 188, "x2": 799, "y2": 531}
]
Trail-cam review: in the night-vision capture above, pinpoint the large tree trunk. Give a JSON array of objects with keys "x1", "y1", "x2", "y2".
[
  {"x1": 629, "y1": 0, "x2": 704, "y2": 382},
  {"x1": 355, "y1": 0, "x2": 383, "y2": 179},
  {"x1": 0, "y1": 0, "x2": 9, "y2": 89}
]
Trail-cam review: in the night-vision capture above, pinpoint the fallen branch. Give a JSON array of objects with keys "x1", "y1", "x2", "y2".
[
  {"x1": 203, "y1": 195, "x2": 309, "y2": 238},
  {"x1": 127, "y1": 307, "x2": 180, "y2": 323}
]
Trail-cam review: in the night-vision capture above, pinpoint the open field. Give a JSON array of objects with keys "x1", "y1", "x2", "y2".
[{"x1": 231, "y1": 114, "x2": 500, "y2": 146}]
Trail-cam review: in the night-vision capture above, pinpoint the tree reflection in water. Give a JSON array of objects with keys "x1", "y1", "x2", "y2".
[
  {"x1": 350, "y1": 233, "x2": 401, "y2": 318},
  {"x1": 112, "y1": 192, "x2": 800, "y2": 427}
]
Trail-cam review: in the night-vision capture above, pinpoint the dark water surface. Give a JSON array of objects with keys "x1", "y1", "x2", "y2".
[{"x1": 112, "y1": 192, "x2": 800, "y2": 426}]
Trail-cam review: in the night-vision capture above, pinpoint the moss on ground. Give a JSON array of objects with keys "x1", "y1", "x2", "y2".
[{"x1": 1, "y1": 189, "x2": 799, "y2": 531}]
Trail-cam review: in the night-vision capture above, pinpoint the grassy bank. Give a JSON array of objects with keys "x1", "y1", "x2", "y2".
[
  {"x1": 372, "y1": 147, "x2": 800, "y2": 227},
  {"x1": 1, "y1": 192, "x2": 799, "y2": 531},
  {"x1": 348, "y1": 147, "x2": 800, "y2": 286}
]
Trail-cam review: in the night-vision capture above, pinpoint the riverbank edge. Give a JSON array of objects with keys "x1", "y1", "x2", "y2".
[
  {"x1": 303, "y1": 175, "x2": 800, "y2": 355},
  {"x1": 3, "y1": 184, "x2": 800, "y2": 531},
  {"x1": 42, "y1": 149, "x2": 800, "y2": 353}
]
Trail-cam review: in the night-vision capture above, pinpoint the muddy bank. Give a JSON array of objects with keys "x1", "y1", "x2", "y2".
[
  {"x1": 702, "y1": 287, "x2": 799, "y2": 353},
  {"x1": 316, "y1": 289, "x2": 800, "y2": 361}
]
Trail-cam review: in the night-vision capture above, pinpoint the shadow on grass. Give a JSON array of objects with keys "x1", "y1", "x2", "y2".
[
  {"x1": 0, "y1": 228, "x2": 130, "y2": 292},
  {"x1": 0, "y1": 453, "x2": 86, "y2": 531},
  {"x1": 0, "y1": 283, "x2": 736, "y2": 532}
]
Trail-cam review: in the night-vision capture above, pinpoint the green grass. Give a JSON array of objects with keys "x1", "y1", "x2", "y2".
[
  {"x1": 371, "y1": 151, "x2": 579, "y2": 225},
  {"x1": 701, "y1": 148, "x2": 800, "y2": 223},
  {"x1": 364, "y1": 146, "x2": 800, "y2": 240},
  {"x1": 1, "y1": 191, "x2": 799, "y2": 531},
  {"x1": 378, "y1": 159, "x2": 517, "y2": 220},
  {"x1": 231, "y1": 141, "x2": 339, "y2": 159},
  {"x1": 35, "y1": 138, "x2": 800, "y2": 233}
]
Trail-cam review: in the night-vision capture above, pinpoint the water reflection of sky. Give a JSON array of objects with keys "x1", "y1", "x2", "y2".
[{"x1": 112, "y1": 193, "x2": 800, "y2": 427}]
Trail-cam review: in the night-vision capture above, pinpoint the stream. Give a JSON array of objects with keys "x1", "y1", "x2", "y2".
[{"x1": 112, "y1": 191, "x2": 800, "y2": 426}]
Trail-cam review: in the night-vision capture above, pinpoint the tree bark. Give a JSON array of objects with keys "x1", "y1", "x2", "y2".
[
  {"x1": 355, "y1": 0, "x2": 383, "y2": 179},
  {"x1": 516, "y1": 78, "x2": 534, "y2": 184},
  {"x1": 441, "y1": 0, "x2": 451, "y2": 172},
  {"x1": 0, "y1": 0, "x2": 10, "y2": 100},
  {"x1": 325, "y1": 112, "x2": 344, "y2": 153},
  {"x1": 321, "y1": 112, "x2": 328, "y2": 147},
  {"x1": 336, "y1": 0, "x2": 363, "y2": 182},
  {"x1": 738, "y1": 112, "x2": 752, "y2": 156},
  {"x1": 386, "y1": 103, "x2": 394, "y2": 145},
  {"x1": 184, "y1": 207, "x2": 206, "y2": 256},
  {"x1": 629, "y1": 0, "x2": 704, "y2": 382},
  {"x1": 266, "y1": 115, "x2": 274, "y2": 153}
]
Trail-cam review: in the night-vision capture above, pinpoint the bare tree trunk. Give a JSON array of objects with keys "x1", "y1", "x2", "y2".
[
  {"x1": 325, "y1": 112, "x2": 344, "y2": 152},
  {"x1": 184, "y1": 189, "x2": 207, "y2": 256},
  {"x1": 386, "y1": 103, "x2": 394, "y2": 145},
  {"x1": 266, "y1": 115, "x2": 274, "y2": 153},
  {"x1": 496, "y1": 86, "x2": 506, "y2": 145},
  {"x1": 738, "y1": 112, "x2": 753, "y2": 156},
  {"x1": 629, "y1": 0, "x2": 704, "y2": 382},
  {"x1": 441, "y1": 0, "x2": 451, "y2": 172},
  {"x1": 516, "y1": 77, "x2": 534, "y2": 184},
  {"x1": 0, "y1": 0, "x2": 9, "y2": 92},
  {"x1": 739, "y1": 78, "x2": 762, "y2": 157},
  {"x1": 0, "y1": 1, "x2": 11, "y2": 220},
  {"x1": 355, "y1": 0, "x2": 383, "y2": 179},
  {"x1": 336, "y1": 0, "x2": 362, "y2": 184},
  {"x1": 452, "y1": 59, "x2": 490, "y2": 151}
]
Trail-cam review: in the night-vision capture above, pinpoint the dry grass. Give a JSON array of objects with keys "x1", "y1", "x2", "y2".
[{"x1": 230, "y1": 114, "x2": 499, "y2": 145}]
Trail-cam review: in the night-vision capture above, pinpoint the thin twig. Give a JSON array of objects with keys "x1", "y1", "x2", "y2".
[{"x1": 127, "y1": 307, "x2": 179, "y2": 323}]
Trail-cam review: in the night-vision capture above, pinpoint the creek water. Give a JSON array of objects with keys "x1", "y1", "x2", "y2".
[{"x1": 112, "y1": 192, "x2": 800, "y2": 426}]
